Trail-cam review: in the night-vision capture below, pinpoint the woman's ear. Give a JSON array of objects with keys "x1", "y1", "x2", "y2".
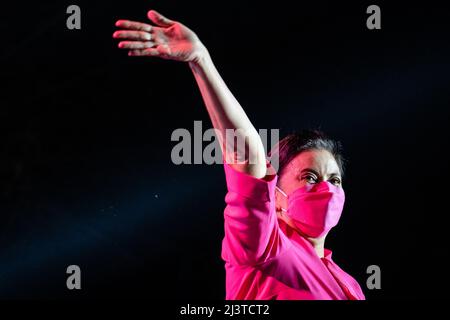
[
  {"x1": 275, "y1": 187, "x2": 281, "y2": 211},
  {"x1": 275, "y1": 187, "x2": 287, "y2": 213}
]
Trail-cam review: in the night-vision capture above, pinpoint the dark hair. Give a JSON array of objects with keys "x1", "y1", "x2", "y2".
[{"x1": 268, "y1": 129, "x2": 345, "y2": 179}]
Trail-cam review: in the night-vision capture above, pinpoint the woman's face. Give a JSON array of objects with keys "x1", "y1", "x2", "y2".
[{"x1": 275, "y1": 149, "x2": 343, "y2": 214}]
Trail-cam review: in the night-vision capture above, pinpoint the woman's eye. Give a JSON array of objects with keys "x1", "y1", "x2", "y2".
[
  {"x1": 304, "y1": 176, "x2": 317, "y2": 183},
  {"x1": 330, "y1": 178, "x2": 341, "y2": 186}
]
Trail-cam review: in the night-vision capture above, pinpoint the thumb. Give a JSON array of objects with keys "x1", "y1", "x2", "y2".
[{"x1": 147, "y1": 10, "x2": 175, "y2": 27}]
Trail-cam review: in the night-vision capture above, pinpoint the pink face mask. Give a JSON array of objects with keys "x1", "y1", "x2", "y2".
[{"x1": 276, "y1": 181, "x2": 345, "y2": 238}]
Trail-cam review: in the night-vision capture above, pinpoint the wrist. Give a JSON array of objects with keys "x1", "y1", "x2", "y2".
[{"x1": 189, "y1": 44, "x2": 211, "y2": 69}]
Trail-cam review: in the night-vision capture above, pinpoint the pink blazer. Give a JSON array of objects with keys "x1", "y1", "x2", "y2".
[{"x1": 221, "y1": 161, "x2": 366, "y2": 300}]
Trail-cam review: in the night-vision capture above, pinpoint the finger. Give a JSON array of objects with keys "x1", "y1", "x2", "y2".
[
  {"x1": 147, "y1": 9, "x2": 175, "y2": 27},
  {"x1": 128, "y1": 48, "x2": 160, "y2": 56},
  {"x1": 115, "y1": 20, "x2": 153, "y2": 32},
  {"x1": 118, "y1": 41, "x2": 156, "y2": 49},
  {"x1": 113, "y1": 30, "x2": 152, "y2": 41}
]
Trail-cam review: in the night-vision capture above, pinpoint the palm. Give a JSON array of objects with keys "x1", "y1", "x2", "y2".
[
  {"x1": 113, "y1": 9, "x2": 204, "y2": 62},
  {"x1": 155, "y1": 23, "x2": 199, "y2": 61}
]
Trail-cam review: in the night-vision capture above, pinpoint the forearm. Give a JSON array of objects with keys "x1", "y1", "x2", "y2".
[{"x1": 188, "y1": 47, "x2": 266, "y2": 178}]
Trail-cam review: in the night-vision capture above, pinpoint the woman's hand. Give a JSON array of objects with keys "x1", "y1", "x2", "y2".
[
  {"x1": 113, "y1": 9, "x2": 266, "y2": 178},
  {"x1": 113, "y1": 9, "x2": 207, "y2": 63}
]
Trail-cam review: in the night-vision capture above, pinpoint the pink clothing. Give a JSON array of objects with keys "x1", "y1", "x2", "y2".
[{"x1": 221, "y1": 161, "x2": 365, "y2": 300}]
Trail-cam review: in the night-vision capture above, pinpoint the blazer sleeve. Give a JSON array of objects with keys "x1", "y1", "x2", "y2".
[{"x1": 221, "y1": 160, "x2": 286, "y2": 266}]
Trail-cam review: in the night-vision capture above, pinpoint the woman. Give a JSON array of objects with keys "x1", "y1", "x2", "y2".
[{"x1": 113, "y1": 9, "x2": 365, "y2": 300}]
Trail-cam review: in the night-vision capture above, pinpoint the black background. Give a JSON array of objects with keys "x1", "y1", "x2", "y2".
[{"x1": 0, "y1": 0, "x2": 449, "y2": 300}]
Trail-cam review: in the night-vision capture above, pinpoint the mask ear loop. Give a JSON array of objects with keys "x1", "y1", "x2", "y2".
[{"x1": 275, "y1": 186, "x2": 288, "y2": 213}]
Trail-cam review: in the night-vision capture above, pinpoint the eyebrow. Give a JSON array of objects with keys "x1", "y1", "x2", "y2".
[{"x1": 300, "y1": 168, "x2": 341, "y2": 178}]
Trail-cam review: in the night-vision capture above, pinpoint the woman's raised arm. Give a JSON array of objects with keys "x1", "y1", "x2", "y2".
[{"x1": 113, "y1": 9, "x2": 267, "y2": 178}]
